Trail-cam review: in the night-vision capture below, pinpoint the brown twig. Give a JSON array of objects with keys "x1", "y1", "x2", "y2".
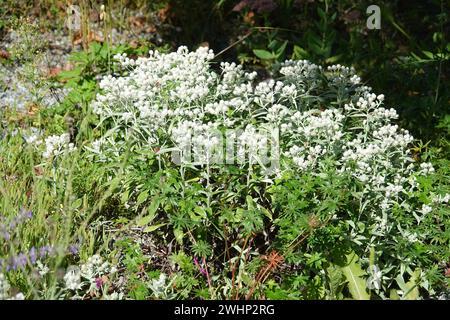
[{"x1": 245, "y1": 250, "x2": 284, "y2": 300}]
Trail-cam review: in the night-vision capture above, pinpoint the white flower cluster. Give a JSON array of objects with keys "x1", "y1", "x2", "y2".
[
  {"x1": 95, "y1": 47, "x2": 215, "y2": 119},
  {"x1": 64, "y1": 254, "x2": 116, "y2": 293},
  {"x1": 327, "y1": 64, "x2": 361, "y2": 85},
  {"x1": 284, "y1": 108, "x2": 345, "y2": 171},
  {"x1": 148, "y1": 273, "x2": 175, "y2": 299},
  {"x1": 432, "y1": 193, "x2": 450, "y2": 204},
  {"x1": 419, "y1": 162, "x2": 435, "y2": 175},
  {"x1": 80, "y1": 254, "x2": 112, "y2": 280},
  {"x1": 420, "y1": 204, "x2": 433, "y2": 215},
  {"x1": 36, "y1": 260, "x2": 49, "y2": 276},
  {"x1": 279, "y1": 59, "x2": 321, "y2": 90},
  {"x1": 237, "y1": 125, "x2": 272, "y2": 165},
  {"x1": 105, "y1": 291, "x2": 124, "y2": 300},
  {"x1": 22, "y1": 127, "x2": 42, "y2": 145},
  {"x1": 42, "y1": 133, "x2": 76, "y2": 159},
  {"x1": 64, "y1": 266, "x2": 82, "y2": 291}
]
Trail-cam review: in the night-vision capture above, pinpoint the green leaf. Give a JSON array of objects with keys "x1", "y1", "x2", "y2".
[
  {"x1": 326, "y1": 265, "x2": 345, "y2": 299},
  {"x1": 71, "y1": 198, "x2": 83, "y2": 210},
  {"x1": 293, "y1": 45, "x2": 309, "y2": 59},
  {"x1": 369, "y1": 247, "x2": 375, "y2": 267},
  {"x1": 194, "y1": 206, "x2": 207, "y2": 219},
  {"x1": 143, "y1": 223, "x2": 167, "y2": 233},
  {"x1": 136, "y1": 215, "x2": 152, "y2": 227},
  {"x1": 317, "y1": 7, "x2": 326, "y2": 19},
  {"x1": 136, "y1": 190, "x2": 149, "y2": 206},
  {"x1": 136, "y1": 200, "x2": 159, "y2": 226},
  {"x1": 422, "y1": 51, "x2": 434, "y2": 59},
  {"x1": 259, "y1": 206, "x2": 272, "y2": 220},
  {"x1": 106, "y1": 177, "x2": 121, "y2": 193},
  {"x1": 147, "y1": 197, "x2": 160, "y2": 216},
  {"x1": 396, "y1": 269, "x2": 421, "y2": 300},
  {"x1": 174, "y1": 228, "x2": 184, "y2": 245},
  {"x1": 246, "y1": 195, "x2": 254, "y2": 209},
  {"x1": 341, "y1": 253, "x2": 370, "y2": 300},
  {"x1": 275, "y1": 41, "x2": 288, "y2": 57},
  {"x1": 121, "y1": 189, "x2": 130, "y2": 204},
  {"x1": 325, "y1": 55, "x2": 342, "y2": 64},
  {"x1": 267, "y1": 39, "x2": 278, "y2": 50},
  {"x1": 389, "y1": 289, "x2": 400, "y2": 300},
  {"x1": 58, "y1": 67, "x2": 82, "y2": 80},
  {"x1": 253, "y1": 49, "x2": 276, "y2": 60}
]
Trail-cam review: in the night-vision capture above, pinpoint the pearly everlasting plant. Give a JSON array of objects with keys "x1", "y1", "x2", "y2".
[{"x1": 88, "y1": 46, "x2": 449, "y2": 298}]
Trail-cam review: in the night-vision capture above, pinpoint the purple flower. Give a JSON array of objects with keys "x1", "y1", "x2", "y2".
[
  {"x1": 193, "y1": 256, "x2": 207, "y2": 276},
  {"x1": 29, "y1": 247, "x2": 37, "y2": 264},
  {"x1": 0, "y1": 229, "x2": 11, "y2": 240},
  {"x1": 68, "y1": 244, "x2": 79, "y2": 256},
  {"x1": 17, "y1": 253, "x2": 28, "y2": 268},
  {"x1": 17, "y1": 208, "x2": 33, "y2": 223},
  {"x1": 39, "y1": 245, "x2": 54, "y2": 258},
  {"x1": 2, "y1": 245, "x2": 53, "y2": 272},
  {"x1": 95, "y1": 277, "x2": 104, "y2": 289},
  {"x1": 7, "y1": 253, "x2": 28, "y2": 271}
]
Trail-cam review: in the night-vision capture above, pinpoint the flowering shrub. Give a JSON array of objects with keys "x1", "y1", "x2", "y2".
[{"x1": 81, "y1": 46, "x2": 450, "y2": 299}]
